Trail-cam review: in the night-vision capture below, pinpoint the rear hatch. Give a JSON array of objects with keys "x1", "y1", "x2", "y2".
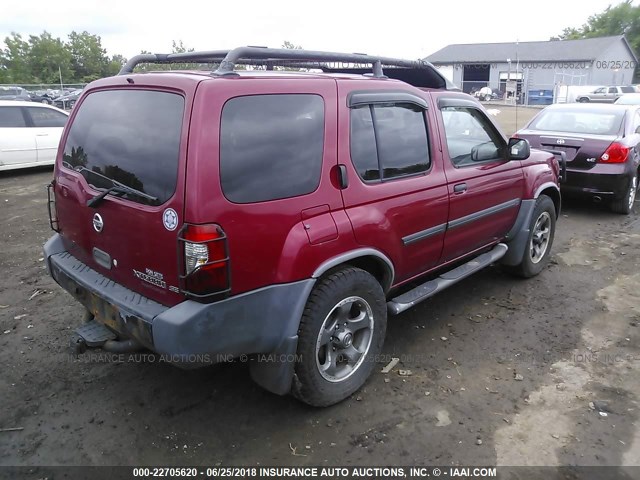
[
  {"x1": 518, "y1": 107, "x2": 625, "y2": 170},
  {"x1": 53, "y1": 81, "x2": 194, "y2": 306},
  {"x1": 520, "y1": 132, "x2": 617, "y2": 170}
]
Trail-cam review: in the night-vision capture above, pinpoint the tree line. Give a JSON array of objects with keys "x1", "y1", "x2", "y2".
[
  {"x1": 0, "y1": 31, "x2": 126, "y2": 84},
  {"x1": 0, "y1": 32, "x2": 303, "y2": 86},
  {"x1": 552, "y1": 0, "x2": 640, "y2": 55}
]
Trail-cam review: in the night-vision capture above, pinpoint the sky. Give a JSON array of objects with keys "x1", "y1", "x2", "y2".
[{"x1": 0, "y1": 0, "x2": 627, "y2": 60}]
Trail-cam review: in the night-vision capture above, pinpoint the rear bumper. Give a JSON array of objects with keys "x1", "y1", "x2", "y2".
[
  {"x1": 44, "y1": 234, "x2": 314, "y2": 363},
  {"x1": 562, "y1": 163, "x2": 635, "y2": 200}
]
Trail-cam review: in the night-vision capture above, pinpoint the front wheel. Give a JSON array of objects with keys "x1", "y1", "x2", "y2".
[
  {"x1": 291, "y1": 267, "x2": 387, "y2": 407},
  {"x1": 509, "y1": 195, "x2": 556, "y2": 278},
  {"x1": 610, "y1": 175, "x2": 637, "y2": 215},
  {"x1": 578, "y1": 97, "x2": 589, "y2": 103}
]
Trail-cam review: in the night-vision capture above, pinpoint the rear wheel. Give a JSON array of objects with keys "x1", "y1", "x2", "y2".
[
  {"x1": 610, "y1": 175, "x2": 637, "y2": 215},
  {"x1": 509, "y1": 195, "x2": 556, "y2": 278},
  {"x1": 291, "y1": 267, "x2": 387, "y2": 407}
]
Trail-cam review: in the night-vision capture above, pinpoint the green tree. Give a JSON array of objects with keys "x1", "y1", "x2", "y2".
[
  {"x1": 27, "y1": 32, "x2": 73, "y2": 84},
  {"x1": 0, "y1": 33, "x2": 31, "y2": 83},
  {"x1": 104, "y1": 54, "x2": 127, "y2": 77},
  {"x1": 67, "y1": 31, "x2": 110, "y2": 82},
  {"x1": 552, "y1": 0, "x2": 640, "y2": 55}
]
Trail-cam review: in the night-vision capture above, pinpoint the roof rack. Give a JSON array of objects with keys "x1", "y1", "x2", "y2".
[{"x1": 118, "y1": 46, "x2": 458, "y2": 90}]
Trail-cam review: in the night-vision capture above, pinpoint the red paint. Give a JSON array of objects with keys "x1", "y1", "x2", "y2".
[{"x1": 52, "y1": 72, "x2": 559, "y2": 307}]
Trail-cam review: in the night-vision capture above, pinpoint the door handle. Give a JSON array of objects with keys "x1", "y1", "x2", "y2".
[
  {"x1": 36, "y1": 133, "x2": 49, "y2": 136},
  {"x1": 453, "y1": 183, "x2": 467, "y2": 193},
  {"x1": 337, "y1": 164, "x2": 349, "y2": 189}
]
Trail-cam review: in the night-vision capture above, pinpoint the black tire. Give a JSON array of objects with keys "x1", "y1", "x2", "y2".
[
  {"x1": 609, "y1": 175, "x2": 637, "y2": 215},
  {"x1": 291, "y1": 267, "x2": 387, "y2": 407},
  {"x1": 578, "y1": 97, "x2": 589, "y2": 103},
  {"x1": 509, "y1": 195, "x2": 556, "y2": 278}
]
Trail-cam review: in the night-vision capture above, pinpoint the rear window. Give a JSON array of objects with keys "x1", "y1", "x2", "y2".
[
  {"x1": 529, "y1": 109, "x2": 625, "y2": 136},
  {"x1": 62, "y1": 90, "x2": 184, "y2": 206},
  {"x1": 621, "y1": 86, "x2": 636, "y2": 93},
  {"x1": 220, "y1": 94, "x2": 324, "y2": 203}
]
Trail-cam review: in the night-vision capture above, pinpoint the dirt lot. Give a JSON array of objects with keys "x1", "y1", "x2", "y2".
[{"x1": 1, "y1": 106, "x2": 640, "y2": 471}]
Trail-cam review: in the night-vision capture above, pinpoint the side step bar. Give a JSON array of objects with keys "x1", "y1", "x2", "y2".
[{"x1": 387, "y1": 243, "x2": 508, "y2": 315}]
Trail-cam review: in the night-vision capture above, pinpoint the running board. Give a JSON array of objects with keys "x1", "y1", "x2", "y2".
[{"x1": 387, "y1": 243, "x2": 508, "y2": 315}]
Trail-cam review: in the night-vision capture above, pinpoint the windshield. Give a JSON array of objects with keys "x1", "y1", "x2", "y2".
[
  {"x1": 616, "y1": 94, "x2": 640, "y2": 105},
  {"x1": 62, "y1": 89, "x2": 184, "y2": 206},
  {"x1": 529, "y1": 108, "x2": 625, "y2": 136}
]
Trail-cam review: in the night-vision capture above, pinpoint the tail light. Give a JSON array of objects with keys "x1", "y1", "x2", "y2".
[
  {"x1": 599, "y1": 143, "x2": 629, "y2": 164},
  {"x1": 178, "y1": 224, "x2": 230, "y2": 302}
]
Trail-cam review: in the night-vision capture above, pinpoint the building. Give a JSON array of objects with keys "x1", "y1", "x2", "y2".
[{"x1": 424, "y1": 35, "x2": 637, "y2": 104}]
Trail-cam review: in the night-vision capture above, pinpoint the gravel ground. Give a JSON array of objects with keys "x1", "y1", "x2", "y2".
[{"x1": 1, "y1": 105, "x2": 639, "y2": 471}]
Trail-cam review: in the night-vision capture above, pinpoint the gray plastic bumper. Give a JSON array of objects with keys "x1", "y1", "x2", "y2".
[{"x1": 43, "y1": 233, "x2": 314, "y2": 363}]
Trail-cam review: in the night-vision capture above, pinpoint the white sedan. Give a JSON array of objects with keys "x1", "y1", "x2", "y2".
[{"x1": 0, "y1": 100, "x2": 69, "y2": 172}]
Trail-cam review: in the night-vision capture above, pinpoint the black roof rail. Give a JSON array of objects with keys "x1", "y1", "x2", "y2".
[
  {"x1": 119, "y1": 50, "x2": 230, "y2": 75},
  {"x1": 118, "y1": 46, "x2": 459, "y2": 90}
]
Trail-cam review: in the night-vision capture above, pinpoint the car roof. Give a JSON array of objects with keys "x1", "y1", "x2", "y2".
[
  {"x1": 0, "y1": 100, "x2": 69, "y2": 114},
  {"x1": 543, "y1": 103, "x2": 637, "y2": 112}
]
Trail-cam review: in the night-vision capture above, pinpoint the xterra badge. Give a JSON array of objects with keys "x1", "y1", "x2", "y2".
[{"x1": 163, "y1": 208, "x2": 178, "y2": 231}]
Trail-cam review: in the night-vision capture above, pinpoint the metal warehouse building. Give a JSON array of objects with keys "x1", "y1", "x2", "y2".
[{"x1": 424, "y1": 35, "x2": 637, "y2": 105}]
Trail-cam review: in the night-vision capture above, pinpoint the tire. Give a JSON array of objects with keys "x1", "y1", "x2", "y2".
[
  {"x1": 610, "y1": 175, "x2": 637, "y2": 215},
  {"x1": 578, "y1": 97, "x2": 589, "y2": 103},
  {"x1": 509, "y1": 195, "x2": 556, "y2": 278},
  {"x1": 291, "y1": 267, "x2": 387, "y2": 407}
]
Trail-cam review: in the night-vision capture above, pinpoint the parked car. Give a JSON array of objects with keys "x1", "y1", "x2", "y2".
[
  {"x1": 28, "y1": 91, "x2": 55, "y2": 104},
  {"x1": 614, "y1": 93, "x2": 640, "y2": 105},
  {"x1": 473, "y1": 86, "x2": 497, "y2": 101},
  {"x1": 53, "y1": 89, "x2": 83, "y2": 110},
  {"x1": 576, "y1": 85, "x2": 636, "y2": 103},
  {"x1": 43, "y1": 47, "x2": 562, "y2": 407},
  {"x1": 0, "y1": 86, "x2": 31, "y2": 102},
  {"x1": 516, "y1": 103, "x2": 639, "y2": 214},
  {"x1": 0, "y1": 101, "x2": 69, "y2": 171}
]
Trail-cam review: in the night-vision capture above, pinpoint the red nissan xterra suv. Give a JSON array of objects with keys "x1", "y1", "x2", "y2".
[{"x1": 44, "y1": 47, "x2": 562, "y2": 406}]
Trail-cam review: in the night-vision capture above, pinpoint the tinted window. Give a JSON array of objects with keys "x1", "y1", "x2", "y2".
[
  {"x1": 608, "y1": 87, "x2": 617, "y2": 94},
  {"x1": 350, "y1": 103, "x2": 430, "y2": 182},
  {"x1": 529, "y1": 108, "x2": 625, "y2": 135},
  {"x1": 441, "y1": 107, "x2": 503, "y2": 167},
  {"x1": 621, "y1": 86, "x2": 636, "y2": 93},
  {"x1": 220, "y1": 94, "x2": 324, "y2": 203},
  {"x1": 0, "y1": 88, "x2": 19, "y2": 97},
  {"x1": 62, "y1": 90, "x2": 184, "y2": 206},
  {"x1": 0, "y1": 107, "x2": 26, "y2": 127},
  {"x1": 27, "y1": 107, "x2": 67, "y2": 128},
  {"x1": 350, "y1": 106, "x2": 380, "y2": 181},
  {"x1": 375, "y1": 104, "x2": 430, "y2": 178}
]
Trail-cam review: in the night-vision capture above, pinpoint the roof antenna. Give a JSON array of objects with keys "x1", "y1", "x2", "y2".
[{"x1": 515, "y1": 39, "x2": 519, "y2": 135}]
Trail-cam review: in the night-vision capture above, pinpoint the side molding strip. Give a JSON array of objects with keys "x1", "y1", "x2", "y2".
[
  {"x1": 447, "y1": 198, "x2": 521, "y2": 230},
  {"x1": 402, "y1": 224, "x2": 447, "y2": 246}
]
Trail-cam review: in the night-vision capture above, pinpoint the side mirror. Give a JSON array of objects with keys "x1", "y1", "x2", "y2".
[
  {"x1": 508, "y1": 137, "x2": 531, "y2": 160},
  {"x1": 470, "y1": 142, "x2": 500, "y2": 162}
]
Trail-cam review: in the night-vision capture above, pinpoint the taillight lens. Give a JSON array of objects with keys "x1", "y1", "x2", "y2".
[
  {"x1": 179, "y1": 224, "x2": 230, "y2": 301},
  {"x1": 599, "y1": 143, "x2": 629, "y2": 164}
]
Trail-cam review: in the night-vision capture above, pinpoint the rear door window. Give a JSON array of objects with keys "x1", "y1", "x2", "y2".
[
  {"x1": 0, "y1": 107, "x2": 27, "y2": 127},
  {"x1": 62, "y1": 90, "x2": 184, "y2": 206},
  {"x1": 220, "y1": 94, "x2": 325, "y2": 203},
  {"x1": 26, "y1": 107, "x2": 67, "y2": 128},
  {"x1": 350, "y1": 103, "x2": 430, "y2": 182}
]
